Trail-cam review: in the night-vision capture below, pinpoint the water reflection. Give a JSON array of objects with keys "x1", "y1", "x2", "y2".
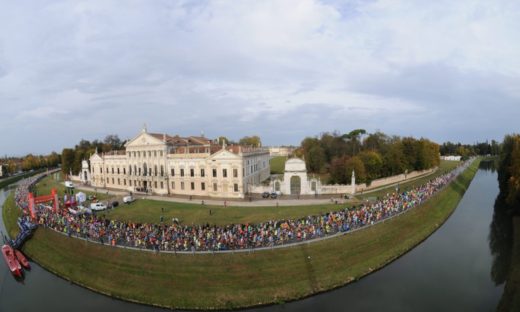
[
  {"x1": 480, "y1": 159, "x2": 498, "y2": 172},
  {"x1": 489, "y1": 193, "x2": 519, "y2": 311}
]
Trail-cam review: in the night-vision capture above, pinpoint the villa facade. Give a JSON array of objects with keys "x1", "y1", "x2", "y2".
[{"x1": 89, "y1": 127, "x2": 270, "y2": 198}]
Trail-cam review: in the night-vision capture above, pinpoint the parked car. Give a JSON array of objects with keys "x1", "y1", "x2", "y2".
[
  {"x1": 90, "y1": 202, "x2": 107, "y2": 211},
  {"x1": 270, "y1": 192, "x2": 278, "y2": 199},
  {"x1": 261, "y1": 192, "x2": 270, "y2": 199},
  {"x1": 123, "y1": 196, "x2": 135, "y2": 204},
  {"x1": 64, "y1": 181, "x2": 75, "y2": 188}
]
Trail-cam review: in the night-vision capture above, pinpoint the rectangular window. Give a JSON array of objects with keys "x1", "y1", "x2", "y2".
[
  {"x1": 124, "y1": 179, "x2": 126, "y2": 186},
  {"x1": 213, "y1": 183, "x2": 217, "y2": 191},
  {"x1": 223, "y1": 169, "x2": 227, "y2": 178},
  {"x1": 160, "y1": 165, "x2": 164, "y2": 177},
  {"x1": 154, "y1": 151, "x2": 157, "y2": 157},
  {"x1": 160, "y1": 182, "x2": 164, "y2": 189},
  {"x1": 112, "y1": 178, "x2": 115, "y2": 184},
  {"x1": 201, "y1": 182, "x2": 205, "y2": 191},
  {"x1": 148, "y1": 168, "x2": 152, "y2": 176},
  {"x1": 181, "y1": 169, "x2": 185, "y2": 177},
  {"x1": 148, "y1": 151, "x2": 151, "y2": 157},
  {"x1": 160, "y1": 151, "x2": 163, "y2": 157},
  {"x1": 201, "y1": 169, "x2": 205, "y2": 177},
  {"x1": 171, "y1": 168, "x2": 175, "y2": 176},
  {"x1": 190, "y1": 168, "x2": 194, "y2": 177},
  {"x1": 129, "y1": 180, "x2": 132, "y2": 186},
  {"x1": 117, "y1": 178, "x2": 120, "y2": 185},
  {"x1": 107, "y1": 177, "x2": 109, "y2": 183},
  {"x1": 123, "y1": 168, "x2": 126, "y2": 175},
  {"x1": 181, "y1": 182, "x2": 185, "y2": 190},
  {"x1": 233, "y1": 168, "x2": 238, "y2": 178},
  {"x1": 234, "y1": 183, "x2": 239, "y2": 192},
  {"x1": 212, "y1": 169, "x2": 217, "y2": 177},
  {"x1": 191, "y1": 182, "x2": 195, "y2": 190},
  {"x1": 154, "y1": 181, "x2": 157, "y2": 188},
  {"x1": 100, "y1": 168, "x2": 102, "y2": 173},
  {"x1": 172, "y1": 181, "x2": 175, "y2": 189}
]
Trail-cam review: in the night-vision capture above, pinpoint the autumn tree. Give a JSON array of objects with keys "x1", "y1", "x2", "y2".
[{"x1": 238, "y1": 135, "x2": 262, "y2": 147}]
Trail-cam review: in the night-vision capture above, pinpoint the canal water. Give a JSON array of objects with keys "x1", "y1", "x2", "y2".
[{"x1": 0, "y1": 166, "x2": 506, "y2": 312}]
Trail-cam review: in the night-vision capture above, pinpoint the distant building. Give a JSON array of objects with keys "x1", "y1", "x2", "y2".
[
  {"x1": 0, "y1": 164, "x2": 5, "y2": 178},
  {"x1": 268, "y1": 146, "x2": 296, "y2": 157},
  {"x1": 440, "y1": 155, "x2": 462, "y2": 161},
  {"x1": 88, "y1": 126, "x2": 270, "y2": 198}
]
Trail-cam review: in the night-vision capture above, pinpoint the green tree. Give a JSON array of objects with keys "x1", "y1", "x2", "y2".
[
  {"x1": 342, "y1": 129, "x2": 366, "y2": 156},
  {"x1": 359, "y1": 150, "x2": 383, "y2": 182},
  {"x1": 329, "y1": 156, "x2": 349, "y2": 184},
  {"x1": 217, "y1": 136, "x2": 229, "y2": 146},
  {"x1": 61, "y1": 148, "x2": 75, "y2": 175},
  {"x1": 238, "y1": 135, "x2": 262, "y2": 147},
  {"x1": 345, "y1": 156, "x2": 366, "y2": 184}
]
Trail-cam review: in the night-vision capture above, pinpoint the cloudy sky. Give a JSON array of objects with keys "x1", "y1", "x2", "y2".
[{"x1": 1, "y1": 0, "x2": 519, "y2": 155}]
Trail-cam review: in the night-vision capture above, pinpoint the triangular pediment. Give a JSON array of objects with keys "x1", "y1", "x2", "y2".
[
  {"x1": 90, "y1": 153, "x2": 103, "y2": 162},
  {"x1": 125, "y1": 132, "x2": 166, "y2": 148},
  {"x1": 209, "y1": 149, "x2": 241, "y2": 160}
]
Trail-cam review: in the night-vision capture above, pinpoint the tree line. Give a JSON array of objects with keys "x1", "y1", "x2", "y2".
[
  {"x1": 1, "y1": 153, "x2": 61, "y2": 176},
  {"x1": 440, "y1": 140, "x2": 500, "y2": 158},
  {"x1": 497, "y1": 134, "x2": 520, "y2": 213},
  {"x1": 296, "y1": 130, "x2": 440, "y2": 184},
  {"x1": 61, "y1": 135, "x2": 125, "y2": 176}
]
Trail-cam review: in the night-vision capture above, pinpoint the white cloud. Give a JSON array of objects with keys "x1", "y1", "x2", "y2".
[{"x1": 0, "y1": 0, "x2": 519, "y2": 155}]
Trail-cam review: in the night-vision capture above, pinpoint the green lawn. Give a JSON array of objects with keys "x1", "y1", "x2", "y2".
[
  {"x1": 2, "y1": 159, "x2": 480, "y2": 310},
  {"x1": 104, "y1": 200, "x2": 349, "y2": 226},
  {"x1": 270, "y1": 156, "x2": 287, "y2": 174},
  {"x1": 34, "y1": 173, "x2": 111, "y2": 200}
]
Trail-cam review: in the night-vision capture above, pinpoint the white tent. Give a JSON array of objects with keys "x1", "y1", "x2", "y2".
[{"x1": 75, "y1": 192, "x2": 87, "y2": 203}]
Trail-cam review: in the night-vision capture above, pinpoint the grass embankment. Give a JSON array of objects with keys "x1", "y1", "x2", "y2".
[
  {"x1": 270, "y1": 156, "x2": 287, "y2": 174},
  {"x1": 2, "y1": 160, "x2": 479, "y2": 310}
]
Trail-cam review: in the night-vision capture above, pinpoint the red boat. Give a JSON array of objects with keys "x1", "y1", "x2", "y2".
[
  {"x1": 14, "y1": 249, "x2": 30, "y2": 270},
  {"x1": 2, "y1": 244, "x2": 22, "y2": 277}
]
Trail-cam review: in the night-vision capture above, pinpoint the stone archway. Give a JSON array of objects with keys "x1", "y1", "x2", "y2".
[
  {"x1": 290, "y1": 176, "x2": 301, "y2": 195},
  {"x1": 274, "y1": 181, "x2": 281, "y2": 192}
]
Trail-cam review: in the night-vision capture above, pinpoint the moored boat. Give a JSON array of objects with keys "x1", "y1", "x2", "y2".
[
  {"x1": 2, "y1": 244, "x2": 22, "y2": 277},
  {"x1": 14, "y1": 249, "x2": 30, "y2": 270}
]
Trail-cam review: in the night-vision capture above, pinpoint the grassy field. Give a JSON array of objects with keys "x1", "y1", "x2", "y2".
[
  {"x1": 2, "y1": 159, "x2": 480, "y2": 309},
  {"x1": 34, "y1": 173, "x2": 110, "y2": 200},
  {"x1": 270, "y1": 156, "x2": 287, "y2": 174},
  {"x1": 104, "y1": 200, "x2": 348, "y2": 225}
]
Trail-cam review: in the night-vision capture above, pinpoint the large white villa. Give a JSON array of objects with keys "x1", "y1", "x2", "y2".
[{"x1": 88, "y1": 126, "x2": 270, "y2": 199}]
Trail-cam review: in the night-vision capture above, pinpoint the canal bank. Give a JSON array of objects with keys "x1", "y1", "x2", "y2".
[{"x1": 2, "y1": 160, "x2": 480, "y2": 310}]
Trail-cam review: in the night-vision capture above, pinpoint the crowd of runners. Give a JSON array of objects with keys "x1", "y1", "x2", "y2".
[{"x1": 13, "y1": 160, "x2": 472, "y2": 252}]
